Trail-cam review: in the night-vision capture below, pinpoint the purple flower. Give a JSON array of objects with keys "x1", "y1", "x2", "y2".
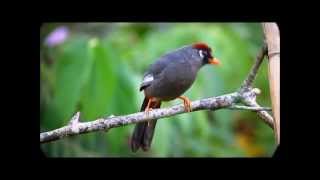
[{"x1": 45, "y1": 26, "x2": 69, "y2": 47}]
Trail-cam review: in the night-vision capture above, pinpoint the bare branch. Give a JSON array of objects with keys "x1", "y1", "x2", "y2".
[
  {"x1": 239, "y1": 87, "x2": 274, "y2": 129},
  {"x1": 69, "y1": 112, "x2": 80, "y2": 125},
  {"x1": 41, "y1": 92, "x2": 240, "y2": 143},
  {"x1": 227, "y1": 105, "x2": 272, "y2": 111},
  {"x1": 238, "y1": 43, "x2": 276, "y2": 133},
  {"x1": 241, "y1": 44, "x2": 268, "y2": 89}
]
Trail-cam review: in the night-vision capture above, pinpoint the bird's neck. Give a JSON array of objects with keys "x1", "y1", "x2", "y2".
[{"x1": 189, "y1": 59, "x2": 203, "y2": 75}]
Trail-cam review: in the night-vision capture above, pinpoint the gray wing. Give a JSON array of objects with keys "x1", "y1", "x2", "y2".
[{"x1": 139, "y1": 50, "x2": 186, "y2": 91}]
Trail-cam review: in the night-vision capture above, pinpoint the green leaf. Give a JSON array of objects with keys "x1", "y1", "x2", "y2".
[
  {"x1": 80, "y1": 39, "x2": 117, "y2": 120},
  {"x1": 42, "y1": 36, "x2": 91, "y2": 129}
]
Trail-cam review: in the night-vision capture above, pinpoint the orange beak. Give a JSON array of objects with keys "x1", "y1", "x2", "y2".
[{"x1": 208, "y1": 58, "x2": 220, "y2": 65}]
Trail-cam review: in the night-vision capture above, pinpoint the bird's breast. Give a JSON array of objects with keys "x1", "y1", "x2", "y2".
[{"x1": 145, "y1": 62, "x2": 197, "y2": 101}]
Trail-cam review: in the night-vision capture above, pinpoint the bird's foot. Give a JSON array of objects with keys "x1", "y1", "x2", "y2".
[
  {"x1": 178, "y1": 96, "x2": 192, "y2": 112},
  {"x1": 144, "y1": 108, "x2": 153, "y2": 127},
  {"x1": 144, "y1": 97, "x2": 154, "y2": 116},
  {"x1": 144, "y1": 107, "x2": 153, "y2": 116},
  {"x1": 145, "y1": 106, "x2": 153, "y2": 127},
  {"x1": 144, "y1": 97, "x2": 160, "y2": 127}
]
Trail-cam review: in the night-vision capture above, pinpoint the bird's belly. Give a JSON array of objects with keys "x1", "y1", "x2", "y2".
[{"x1": 145, "y1": 72, "x2": 196, "y2": 101}]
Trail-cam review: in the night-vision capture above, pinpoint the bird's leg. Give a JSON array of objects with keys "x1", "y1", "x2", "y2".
[
  {"x1": 145, "y1": 98, "x2": 153, "y2": 115},
  {"x1": 178, "y1": 96, "x2": 192, "y2": 112},
  {"x1": 145, "y1": 97, "x2": 155, "y2": 126}
]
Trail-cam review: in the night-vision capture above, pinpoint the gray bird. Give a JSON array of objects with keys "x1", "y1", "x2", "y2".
[{"x1": 131, "y1": 42, "x2": 220, "y2": 152}]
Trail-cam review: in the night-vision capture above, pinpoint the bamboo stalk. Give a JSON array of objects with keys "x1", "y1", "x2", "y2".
[{"x1": 262, "y1": 23, "x2": 280, "y2": 145}]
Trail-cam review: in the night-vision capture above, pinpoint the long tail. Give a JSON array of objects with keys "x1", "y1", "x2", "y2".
[{"x1": 131, "y1": 97, "x2": 161, "y2": 152}]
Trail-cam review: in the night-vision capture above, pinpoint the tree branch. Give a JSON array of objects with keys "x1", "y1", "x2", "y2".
[
  {"x1": 239, "y1": 87, "x2": 274, "y2": 129},
  {"x1": 227, "y1": 105, "x2": 271, "y2": 111},
  {"x1": 40, "y1": 44, "x2": 276, "y2": 144},
  {"x1": 240, "y1": 43, "x2": 267, "y2": 89},
  {"x1": 237, "y1": 43, "x2": 275, "y2": 130},
  {"x1": 41, "y1": 92, "x2": 239, "y2": 143}
]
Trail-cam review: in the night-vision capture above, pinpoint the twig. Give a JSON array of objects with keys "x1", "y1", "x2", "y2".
[
  {"x1": 238, "y1": 44, "x2": 275, "y2": 130},
  {"x1": 240, "y1": 44, "x2": 267, "y2": 89},
  {"x1": 227, "y1": 105, "x2": 271, "y2": 111},
  {"x1": 239, "y1": 87, "x2": 274, "y2": 128}
]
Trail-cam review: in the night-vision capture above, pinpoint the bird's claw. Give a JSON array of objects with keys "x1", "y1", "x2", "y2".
[
  {"x1": 184, "y1": 101, "x2": 192, "y2": 112},
  {"x1": 144, "y1": 108, "x2": 153, "y2": 127},
  {"x1": 179, "y1": 96, "x2": 192, "y2": 112},
  {"x1": 144, "y1": 108, "x2": 153, "y2": 116}
]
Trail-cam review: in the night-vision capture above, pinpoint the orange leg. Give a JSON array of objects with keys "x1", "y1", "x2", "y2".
[
  {"x1": 145, "y1": 98, "x2": 153, "y2": 114},
  {"x1": 145, "y1": 97, "x2": 156, "y2": 126},
  {"x1": 178, "y1": 96, "x2": 192, "y2": 112}
]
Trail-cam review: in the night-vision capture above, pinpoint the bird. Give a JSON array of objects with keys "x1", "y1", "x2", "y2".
[{"x1": 130, "y1": 42, "x2": 220, "y2": 152}]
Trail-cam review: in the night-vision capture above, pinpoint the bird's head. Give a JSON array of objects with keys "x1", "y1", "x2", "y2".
[{"x1": 192, "y1": 42, "x2": 220, "y2": 66}]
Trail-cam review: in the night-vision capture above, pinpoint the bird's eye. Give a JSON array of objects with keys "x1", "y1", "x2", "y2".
[{"x1": 199, "y1": 50, "x2": 205, "y2": 58}]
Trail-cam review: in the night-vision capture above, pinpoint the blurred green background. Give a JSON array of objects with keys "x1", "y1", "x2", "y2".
[{"x1": 40, "y1": 23, "x2": 276, "y2": 157}]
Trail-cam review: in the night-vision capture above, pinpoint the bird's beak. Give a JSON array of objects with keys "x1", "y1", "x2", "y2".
[{"x1": 208, "y1": 58, "x2": 220, "y2": 65}]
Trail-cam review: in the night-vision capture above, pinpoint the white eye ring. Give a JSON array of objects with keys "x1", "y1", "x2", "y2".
[{"x1": 199, "y1": 50, "x2": 204, "y2": 58}]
